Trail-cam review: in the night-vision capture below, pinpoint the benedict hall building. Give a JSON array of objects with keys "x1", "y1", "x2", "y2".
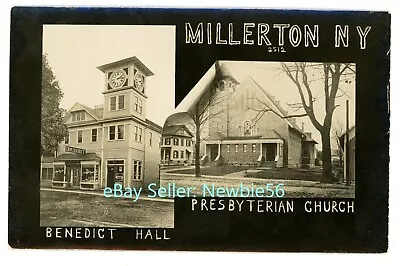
[{"x1": 41, "y1": 57, "x2": 162, "y2": 190}]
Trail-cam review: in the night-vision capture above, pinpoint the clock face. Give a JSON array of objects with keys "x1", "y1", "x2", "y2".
[
  {"x1": 109, "y1": 70, "x2": 127, "y2": 88},
  {"x1": 134, "y1": 73, "x2": 145, "y2": 93}
]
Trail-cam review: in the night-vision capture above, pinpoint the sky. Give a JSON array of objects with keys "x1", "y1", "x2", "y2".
[{"x1": 43, "y1": 25, "x2": 176, "y2": 126}]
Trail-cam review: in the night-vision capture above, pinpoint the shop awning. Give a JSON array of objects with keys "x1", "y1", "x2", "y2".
[{"x1": 54, "y1": 152, "x2": 101, "y2": 162}]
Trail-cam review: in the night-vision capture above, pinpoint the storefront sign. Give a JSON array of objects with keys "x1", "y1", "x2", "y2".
[{"x1": 65, "y1": 145, "x2": 86, "y2": 154}]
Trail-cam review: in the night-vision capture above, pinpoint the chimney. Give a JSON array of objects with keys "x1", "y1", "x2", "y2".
[{"x1": 302, "y1": 122, "x2": 305, "y2": 132}]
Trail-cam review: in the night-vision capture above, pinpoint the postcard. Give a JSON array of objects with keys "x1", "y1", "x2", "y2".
[{"x1": 9, "y1": 7, "x2": 390, "y2": 252}]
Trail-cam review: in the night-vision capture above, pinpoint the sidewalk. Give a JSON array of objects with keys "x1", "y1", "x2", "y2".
[{"x1": 40, "y1": 187, "x2": 174, "y2": 203}]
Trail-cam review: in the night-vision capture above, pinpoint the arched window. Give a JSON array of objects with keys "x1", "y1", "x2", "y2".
[
  {"x1": 173, "y1": 151, "x2": 179, "y2": 159},
  {"x1": 251, "y1": 125, "x2": 258, "y2": 136},
  {"x1": 243, "y1": 121, "x2": 251, "y2": 136}
]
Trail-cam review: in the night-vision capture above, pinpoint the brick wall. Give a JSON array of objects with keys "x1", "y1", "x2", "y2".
[{"x1": 219, "y1": 143, "x2": 260, "y2": 165}]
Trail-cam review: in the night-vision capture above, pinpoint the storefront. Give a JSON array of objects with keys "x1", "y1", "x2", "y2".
[{"x1": 52, "y1": 153, "x2": 101, "y2": 190}]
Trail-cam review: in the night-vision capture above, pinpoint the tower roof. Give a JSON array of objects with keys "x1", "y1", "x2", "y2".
[{"x1": 97, "y1": 56, "x2": 154, "y2": 76}]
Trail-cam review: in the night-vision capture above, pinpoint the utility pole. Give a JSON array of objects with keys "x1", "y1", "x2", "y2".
[{"x1": 345, "y1": 100, "x2": 350, "y2": 186}]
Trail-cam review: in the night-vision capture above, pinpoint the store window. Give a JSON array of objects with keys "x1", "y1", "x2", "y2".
[
  {"x1": 53, "y1": 165, "x2": 64, "y2": 182},
  {"x1": 81, "y1": 165, "x2": 95, "y2": 183}
]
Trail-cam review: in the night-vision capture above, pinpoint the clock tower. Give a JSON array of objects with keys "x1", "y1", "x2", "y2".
[{"x1": 97, "y1": 56, "x2": 154, "y2": 120}]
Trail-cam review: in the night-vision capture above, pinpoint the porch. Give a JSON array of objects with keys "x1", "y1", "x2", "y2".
[{"x1": 201, "y1": 138, "x2": 284, "y2": 167}]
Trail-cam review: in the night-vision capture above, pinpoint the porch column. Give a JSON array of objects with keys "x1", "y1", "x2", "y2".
[
  {"x1": 276, "y1": 143, "x2": 279, "y2": 158},
  {"x1": 260, "y1": 143, "x2": 263, "y2": 157},
  {"x1": 63, "y1": 164, "x2": 66, "y2": 183}
]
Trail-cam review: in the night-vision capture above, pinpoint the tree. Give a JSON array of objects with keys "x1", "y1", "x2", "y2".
[
  {"x1": 41, "y1": 54, "x2": 67, "y2": 157},
  {"x1": 280, "y1": 62, "x2": 355, "y2": 183},
  {"x1": 187, "y1": 62, "x2": 233, "y2": 177},
  {"x1": 332, "y1": 122, "x2": 345, "y2": 167}
]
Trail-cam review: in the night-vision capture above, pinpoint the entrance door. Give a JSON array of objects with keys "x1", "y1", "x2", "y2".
[
  {"x1": 66, "y1": 164, "x2": 81, "y2": 187},
  {"x1": 265, "y1": 144, "x2": 276, "y2": 161},
  {"x1": 72, "y1": 167, "x2": 81, "y2": 187},
  {"x1": 209, "y1": 145, "x2": 218, "y2": 161},
  {"x1": 107, "y1": 160, "x2": 124, "y2": 187}
]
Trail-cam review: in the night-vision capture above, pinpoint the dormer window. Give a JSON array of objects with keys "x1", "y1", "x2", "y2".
[{"x1": 72, "y1": 111, "x2": 85, "y2": 122}]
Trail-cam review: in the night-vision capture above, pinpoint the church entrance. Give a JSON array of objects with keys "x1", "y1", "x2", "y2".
[
  {"x1": 209, "y1": 144, "x2": 219, "y2": 161},
  {"x1": 265, "y1": 143, "x2": 277, "y2": 161}
]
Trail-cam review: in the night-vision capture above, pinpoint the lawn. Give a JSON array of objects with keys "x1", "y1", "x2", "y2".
[
  {"x1": 40, "y1": 190, "x2": 174, "y2": 228},
  {"x1": 245, "y1": 167, "x2": 322, "y2": 181},
  {"x1": 166, "y1": 165, "x2": 323, "y2": 181},
  {"x1": 166, "y1": 165, "x2": 251, "y2": 176}
]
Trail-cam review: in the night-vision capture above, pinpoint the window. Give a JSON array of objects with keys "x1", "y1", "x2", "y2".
[
  {"x1": 132, "y1": 160, "x2": 142, "y2": 181},
  {"x1": 165, "y1": 138, "x2": 171, "y2": 145},
  {"x1": 251, "y1": 125, "x2": 258, "y2": 136},
  {"x1": 118, "y1": 95, "x2": 125, "y2": 110},
  {"x1": 138, "y1": 99, "x2": 143, "y2": 114},
  {"x1": 65, "y1": 131, "x2": 69, "y2": 144},
  {"x1": 134, "y1": 97, "x2": 143, "y2": 114},
  {"x1": 138, "y1": 128, "x2": 142, "y2": 142},
  {"x1": 149, "y1": 132, "x2": 153, "y2": 146},
  {"x1": 174, "y1": 138, "x2": 179, "y2": 145},
  {"x1": 110, "y1": 95, "x2": 125, "y2": 111},
  {"x1": 226, "y1": 144, "x2": 230, "y2": 153},
  {"x1": 117, "y1": 125, "x2": 124, "y2": 140},
  {"x1": 173, "y1": 150, "x2": 179, "y2": 158},
  {"x1": 77, "y1": 130, "x2": 83, "y2": 143},
  {"x1": 235, "y1": 144, "x2": 239, "y2": 153},
  {"x1": 72, "y1": 111, "x2": 85, "y2": 122},
  {"x1": 180, "y1": 151, "x2": 184, "y2": 158},
  {"x1": 244, "y1": 121, "x2": 251, "y2": 136},
  {"x1": 41, "y1": 168, "x2": 53, "y2": 180},
  {"x1": 252, "y1": 144, "x2": 257, "y2": 153},
  {"x1": 186, "y1": 139, "x2": 191, "y2": 147},
  {"x1": 243, "y1": 144, "x2": 247, "y2": 152},
  {"x1": 181, "y1": 138, "x2": 184, "y2": 146},
  {"x1": 109, "y1": 126, "x2": 116, "y2": 140},
  {"x1": 134, "y1": 126, "x2": 138, "y2": 141},
  {"x1": 110, "y1": 97, "x2": 116, "y2": 111},
  {"x1": 82, "y1": 165, "x2": 95, "y2": 183},
  {"x1": 91, "y1": 128, "x2": 97, "y2": 142}
]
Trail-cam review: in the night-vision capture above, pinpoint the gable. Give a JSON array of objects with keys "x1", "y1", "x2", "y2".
[{"x1": 64, "y1": 103, "x2": 99, "y2": 123}]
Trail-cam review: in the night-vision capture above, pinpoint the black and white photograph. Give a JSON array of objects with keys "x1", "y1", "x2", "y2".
[
  {"x1": 40, "y1": 25, "x2": 176, "y2": 228},
  {"x1": 9, "y1": 7, "x2": 389, "y2": 252},
  {"x1": 162, "y1": 61, "x2": 355, "y2": 198}
]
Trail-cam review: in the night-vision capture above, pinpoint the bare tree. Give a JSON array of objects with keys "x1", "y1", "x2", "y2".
[
  {"x1": 279, "y1": 62, "x2": 354, "y2": 183},
  {"x1": 332, "y1": 122, "x2": 345, "y2": 180},
  {"x1": 187, "y1": 82, "x2": 226, "y2": 177}
]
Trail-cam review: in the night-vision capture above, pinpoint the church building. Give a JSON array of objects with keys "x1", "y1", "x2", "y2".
[
  {"x1": 176, "y1": 61, "x2": 317, "y2": 168},
  {"x1": 47, "y1": 56, "x2": 162, "y2": 190}
]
